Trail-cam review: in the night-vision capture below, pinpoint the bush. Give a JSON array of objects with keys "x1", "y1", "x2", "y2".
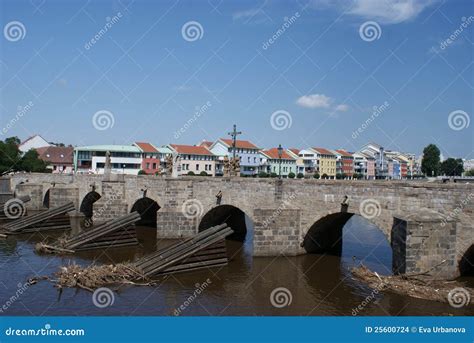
[
  {"x1": 336, "y1": 173, "x2": 343, "y2": 180},
  {"x1": 138, "y1": 170, "x2": 147, "y2": 175},
  {"x1": 288, "y1": 172, "x2": 295, "y2": 179},
  {"x1": 313, "y1": 173, "x2": 320, "y2": 179},
  {"x1": 187, "y1": 171, "x2": 195, "y2": 176},
  {"x1": 270, "y1": 172, "x2": 278, "y2": 178},
  {"x1": 297, "y1": 173, "x2": 304, "y2": 179},
  {"x1": 258, "y1": 171, "x2": 268, "y2": 178},
  {"x1": 199, "y1": 171, "x2": 208, "y2": 176},
  {"x1": 321, "y1": 173, "x2": 328, "y2": 179}
]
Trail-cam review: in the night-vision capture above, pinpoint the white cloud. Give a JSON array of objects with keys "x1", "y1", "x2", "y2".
[
  {"x1": 335, "y1": 104, "x2": 349, "y2": 112},
  {"x1": 310, "y1": 0, "x2": 437, "y2": 24},
  {"x1": 296, "y1": 94, "x2": 333, "y2": 108}
]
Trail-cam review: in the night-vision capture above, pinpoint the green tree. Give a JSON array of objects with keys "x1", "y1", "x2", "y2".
[
  {"x1": 258, "y1": 171, "x2": 268, "y2": 178},
  {"x1": 440, "y1": 158, "x2": 464, "y2": 176},
  {"x1": 138, "y1": 170, "x2": 147, "y2": 175},
  {"x1": 313, "y1": 173, "x2": 320, "y2": 179},
  {"x1": 18, "y1": 149, "x2": 48, "y2": 172},
  {"x1": 199, "y1": 171, "x2": 208, "y2": 176},
  {"x1": 297, "y1": 173, "x2": 304, "y2": 179},
  {"x1": 321, "y1": 173, "x2": 328, "y2": 179},
  {"x1": 0, "y1": 139, "x2": 21, "y2": 174},
  {"x1": 465, "y1": 169, "x2": 474, "y2": 176},
  {"x1": 421, "y1": 144, "x2": 440, "y2": 176},
  {"x1": 288, "y1": 172, "x2": 295, "y2": 179},
  {"x1": 187, "y1": 171, "x2": 195, "y2": 176}
]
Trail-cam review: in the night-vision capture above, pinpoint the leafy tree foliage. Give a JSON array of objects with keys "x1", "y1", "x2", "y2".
[{"x1": 421, "y1": 144, "x2": 440, "y2": 177}]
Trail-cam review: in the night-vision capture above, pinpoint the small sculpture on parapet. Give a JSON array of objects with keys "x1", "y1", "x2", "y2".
[
  {"x1": 223, "y1": 156, "x2": 230, "y2": 177},
  {"x1": 340, "y1": 195, "x2": 349, "y2": 213},
  {"x1": 104, "y1": 150, "x2": 112, "y2": 180},
  {"x1": 141, "y1": 187, "x2": 148, "y2": 198},
  {"x1": 231, "y1": 156, "x2": 241, "y2": 177},
  {"x1": 215, "y1": 190, "x2": 222, "y2": 206},
  {"x1": 165, "y1": 155, "x2": 173, "y2": 175}
]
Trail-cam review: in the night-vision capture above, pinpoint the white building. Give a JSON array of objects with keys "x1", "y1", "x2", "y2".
[
  {"x1": 74, "y1": 145, "x2": 142, "y2": 175},
  {"x1": 18, "y1": 134, "x2": 52, "y2": 153}
]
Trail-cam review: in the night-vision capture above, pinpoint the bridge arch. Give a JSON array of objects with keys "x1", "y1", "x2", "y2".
[
  {"x1": 459, "y1": 244, "x2": 474, "y2": 276},
  {"x1": 302, "y1": 212, "x2": 390, "y2": 257},
  {"x1": 130, "y1": 197, "x2": 160, "y2": 228},
  {"x1": 43, "y1": 188, "x2": 50, "y2": 208},
  {"x1": 198, "y1": 205, "x2": 251, "y2": 242},
  {"x1": 79, "y1": 191, "x2": 101, "y2": 219}
]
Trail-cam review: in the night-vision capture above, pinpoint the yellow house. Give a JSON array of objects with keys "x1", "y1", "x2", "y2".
[{"x1": 311, "y1": 147, "x2": 337, "y2": 179}]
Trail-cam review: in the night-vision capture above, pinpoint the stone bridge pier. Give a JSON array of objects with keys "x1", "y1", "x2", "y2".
[{"x1": 10, "y1": 173, "x2": 474, "y2": 279}]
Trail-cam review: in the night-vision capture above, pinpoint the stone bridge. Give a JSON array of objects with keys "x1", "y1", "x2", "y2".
[{"x1": 9, "y1": 173, "x2": 474, "y2": 279}]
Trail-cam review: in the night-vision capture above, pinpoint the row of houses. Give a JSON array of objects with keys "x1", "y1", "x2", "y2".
[{"x1": 17, "y1": 135, "x2": 423, "y2": 179}]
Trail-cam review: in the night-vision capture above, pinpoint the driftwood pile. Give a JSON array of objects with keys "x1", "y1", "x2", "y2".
[
  {"x1": 351, "y1": 264, "x2": 474, "y2": 305},
  {"x1": 2, "y1": 202, "x2": 74, "y2": 234},
  {"x1": 36, "y1": 212, "x2": 141, "y2": 254},
  {"x1": 0, "y1": 195, "x2": 31, "y2": 220},
  {"x1": 50, "y1": 224, "x2": 234, "y2": 290}
]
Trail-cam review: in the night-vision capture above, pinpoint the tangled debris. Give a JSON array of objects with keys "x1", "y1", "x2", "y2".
[
  {"x1": 53, "y1": 262, "x2": 155, "y2": 291},
  {"x1": 351, "y1": 264, "x2": 473, "y2": 305}
]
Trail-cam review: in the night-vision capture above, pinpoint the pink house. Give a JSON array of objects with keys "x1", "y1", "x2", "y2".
[{"x1": 366, "y1": 158, "x2": 376, "y2": 179}]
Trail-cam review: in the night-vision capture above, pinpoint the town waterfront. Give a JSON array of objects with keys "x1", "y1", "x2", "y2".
[{"x1": 1, "y1": 216, "x2": 472, "y2": 316}]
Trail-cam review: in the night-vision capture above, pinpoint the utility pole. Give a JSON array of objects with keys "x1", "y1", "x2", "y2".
[{"x1": 227, "y1": 124, "x2": 242, "y2": 161}]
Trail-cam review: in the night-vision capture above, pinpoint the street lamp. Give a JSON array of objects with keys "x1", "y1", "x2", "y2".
[{"x1": 277, "y1": 144, "x2": 283, "y2": 179}]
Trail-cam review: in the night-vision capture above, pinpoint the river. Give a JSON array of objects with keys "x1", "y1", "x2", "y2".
[{"x1": 0, "y1": 216, "x2": 472, "y2": 316}]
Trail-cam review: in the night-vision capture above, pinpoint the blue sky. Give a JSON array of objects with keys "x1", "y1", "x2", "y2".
[{"x1": 0, "y1": 0, "x2": 472, "y2": 158}]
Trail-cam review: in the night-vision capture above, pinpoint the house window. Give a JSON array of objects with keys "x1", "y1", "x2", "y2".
[{"x1": 196, "y1": 164, "x2": 200, "y2": 171}]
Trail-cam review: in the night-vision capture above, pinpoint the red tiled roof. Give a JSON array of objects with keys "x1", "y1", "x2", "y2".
[
  {"x1": 134, "y1": 142, "x2": 158, "y2": 153},
  {"x1": 220, "y1": 138, "x2": 258, "y2": 149},
  {"x1": 199, "y1": 140, "x2": 213, "y2": 148},
  {"x1": 170, "y1": 144, "x2": 214, "y2": 155},
  {"x1": 312, "y1": 147, "x2": 335, "y2": 156},
  {"x1": 335, "y1": 149, "x2": 353, "y2": 157},
  {"x1": 36, "y1": 146, "x2": 73, "y2": 165},
  {"x1": 288, "y1": 148, "x2": 300, "y2": 155},
  {"x1": 262, "y1": 148, "x2": 295, "y2": 160}
]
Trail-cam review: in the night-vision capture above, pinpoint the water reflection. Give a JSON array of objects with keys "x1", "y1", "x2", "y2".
[{"x1": 0, "y1": 219, "x2": 472, "y2": 316}]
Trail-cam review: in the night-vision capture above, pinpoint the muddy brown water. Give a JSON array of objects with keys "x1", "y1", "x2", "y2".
[{"x1": 0, "y1": 216, "x2": 472, "y2": 316}]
